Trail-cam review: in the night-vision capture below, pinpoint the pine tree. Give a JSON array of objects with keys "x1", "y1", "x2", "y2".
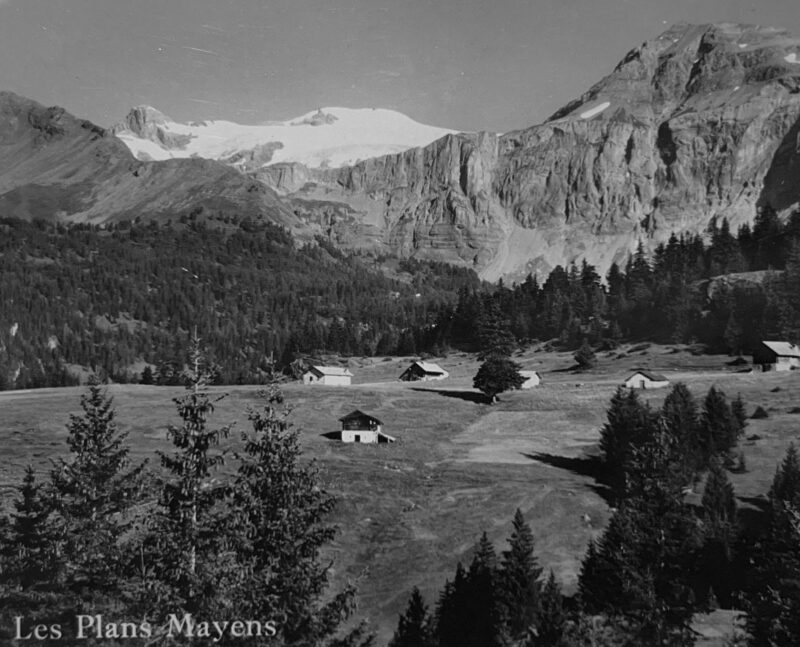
[
  {"x1": 231, "y1": 385, "x2": 362, "y2": 645},
  {"x1": 473, "y1": 355, "x2": 524, "y2": 403},
  {"x1": 498, "y1": 509, "x2": 543, "y2": 640},
  {"x1": 390, "y1": 588, "x2": 435, "y2": 647}
]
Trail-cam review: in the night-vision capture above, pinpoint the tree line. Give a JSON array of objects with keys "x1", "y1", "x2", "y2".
[
  {"x1": 1, "y1": 204, "x2": 799, "y2": 390},
  {"x1": 0, "y1": 341, "x2": 373, "y2": 646}
]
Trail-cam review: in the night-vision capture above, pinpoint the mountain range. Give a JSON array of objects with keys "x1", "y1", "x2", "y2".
[{"x1": 2, "y1": 21, "x2": 800, "y2": 281}]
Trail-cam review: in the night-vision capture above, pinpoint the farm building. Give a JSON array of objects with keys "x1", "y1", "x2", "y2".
[
  {"x1": 399, "y1": 361, "x2": 449, "y2": 382},
  {"x1": 302, "y1": 366, "x2": 353, "y2": 386},
  {"x1": 752, "y1": 341, "x2": 800, "y2": 372},
  {"x1": 520, "y1": 370, "x2": 541, "y2": 388},
  {"x1": 338, "y1": 410, "x2": 395, "y2": 443},
  {"x1": 624, "y1": 370, "x2": 670, "y2": 389}
]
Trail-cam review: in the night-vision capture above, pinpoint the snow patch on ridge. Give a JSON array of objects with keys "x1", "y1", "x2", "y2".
[
  {"x1": 785, "y1": 53, "x2": 800, "y2": 64},
  {"x1": 579, "y1": 101, "x2": 611, "y2": 120}
]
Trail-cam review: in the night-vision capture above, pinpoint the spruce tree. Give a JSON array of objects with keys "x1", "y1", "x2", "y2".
[
  {"x1": 661, "y1": 382, "x2": 701, "y2": 482},
  {"x1": 531, "y1": 571, "x2": 565, "y2": 647},
  {"x1": 0, "y1": 467, "x2": 66, "y2": 643},
  {"x1": 475, "y1": 298, "x2": 517, "y2": 359},
  {"x1": 698, "y1": 458, "x2": 739, "y2": 607},
  {"x1": 580, "y1": 429, "x2": 702, "y2": 643},
  {"x1": 598, "y1": 387, "x2": 656, "y2": 500},
  {"x1": 769, "y1": 443, "x2": 800, "y2": 510},
  {"x1": 140, "y1": 337, "x2": 234, "y2": 625},
  {"x1": 699, "y1": 386, "x2": 738, "y2": 463},
  {"x1": 435, "y1": 563, "x2": 470, "y2": 647},
  {"x1": 464, "y1": 533, "x2": 505, "y2": 647},
  {"x1": 50, "y1": 377, "x2": 146, "y2": 599},
  {"x1": 702, "y1": 458, "x2": 738, "y2": 530},
  {"x1": 231, "y1": 385, "x2": 363, "y2": 645},
  {"x1": 140, "y1": 365, "x2": 154, "y2": 385},
  {"x1": 390, "y1": 588, "x2": 434, "y2": 647},
  {"x1": 744, "y1": 446, "x2": 800, "y2": 644},
  {"x1": 498, "y1": 509, "x2": 543, "y2": 640}
]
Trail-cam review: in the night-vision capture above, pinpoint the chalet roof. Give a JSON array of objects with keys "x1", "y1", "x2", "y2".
[
  {"x1": 520, "y1": 370, "x2": 540, "y2": 378},
  {"x1": 339, "y1": 409, "x2": 383, "y2": 424},
  {"x1": 761, "y1": 341, "x2": 800, "y2": 358},
  {"x1": 629, "y1": 369, "x2": 668, "y2": 382},
  {"x1": 308, "y1": 365, "x2": 353, "y2": 377},
  {"x1": 409, "y1": 361, "x2": 447, "y2": 374}
]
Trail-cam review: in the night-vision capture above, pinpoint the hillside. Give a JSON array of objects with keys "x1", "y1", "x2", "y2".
[
  {"x1": 0, "y1": 91, "x2": 298, "y2": 227},
  {"x1": 259, "y1": 22, "x2": 800, "y2": 281},
  {"x1": 1, "y1": 346, "x2": 796, "y2": 643}
]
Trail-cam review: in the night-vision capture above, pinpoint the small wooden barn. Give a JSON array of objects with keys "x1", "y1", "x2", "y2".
[
  {"x1": 338, "y1": 410, "x2": 395, "y2": 443},
  {"x1": 302, "y1": 366, "x2": 353, "y2": 386},
  {"x1": 520, "y1": 370, "x2": 541, "y2": 388},
  {"x1": 752, "y1": 341, "x2": 800, "y2": 372},
  {"x1": 399, "y1": 361, "x2": 449, "y2": 382},
  {"x1": 624, "y1": 369, "x2": 670, "y2": 390}
]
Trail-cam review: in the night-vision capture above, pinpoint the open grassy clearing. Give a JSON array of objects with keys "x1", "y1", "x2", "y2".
[{"x1": 0, "y1": 344, "x2": 798, "y2": 643}]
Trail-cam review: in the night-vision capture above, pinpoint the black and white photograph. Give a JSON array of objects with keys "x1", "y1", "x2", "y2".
[{"x1": 1, "y1": 0, "x2": 800, "y2": 644}]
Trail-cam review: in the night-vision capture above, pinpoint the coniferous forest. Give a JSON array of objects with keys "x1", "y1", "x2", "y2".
[{"x1": 1, "y1": 205, "x2": 799, "y2": 389}]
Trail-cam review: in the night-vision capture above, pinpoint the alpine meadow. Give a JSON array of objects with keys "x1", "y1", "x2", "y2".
[{"x1": 3, "y1": 9, "x2": 800, "y2": 647}]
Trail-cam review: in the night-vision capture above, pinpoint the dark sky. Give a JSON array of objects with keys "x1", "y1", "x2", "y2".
[{"x1": 1, "y1": 0, "x2": 798, "y2": 132}]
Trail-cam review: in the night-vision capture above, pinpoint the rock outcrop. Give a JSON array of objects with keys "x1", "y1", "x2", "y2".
[
  {"x1": 264, "y1": 23, "x2": 800, "y2": 281},
  {"x1": 112, "y1": 106, "x2": 193, "y2": 150}
]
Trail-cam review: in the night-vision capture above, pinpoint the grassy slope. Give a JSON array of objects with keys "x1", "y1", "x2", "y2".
[{"x1": 1, "y1": 345, "x2": 798, "y2": 644}]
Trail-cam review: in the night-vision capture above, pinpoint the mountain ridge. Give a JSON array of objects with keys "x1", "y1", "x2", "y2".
[
  {"x1": 2, "y1": 22, "x2": 800, "y2": 281},
  {"x1": 0, "y1": 90, "x2": 300, "y2": 230},
  {"x1": 257, "y1": 21, "x2": 800, "y2": 280}
]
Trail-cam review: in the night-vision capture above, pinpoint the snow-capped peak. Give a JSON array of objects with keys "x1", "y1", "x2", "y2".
[{"x1": 113, "y1": 105, "x2": 458, "y2": 170}]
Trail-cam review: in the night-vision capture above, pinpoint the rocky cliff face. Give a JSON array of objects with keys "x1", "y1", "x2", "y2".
[{"x1": 264, "y1": 23, "x2": 800, "y2": 281}]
